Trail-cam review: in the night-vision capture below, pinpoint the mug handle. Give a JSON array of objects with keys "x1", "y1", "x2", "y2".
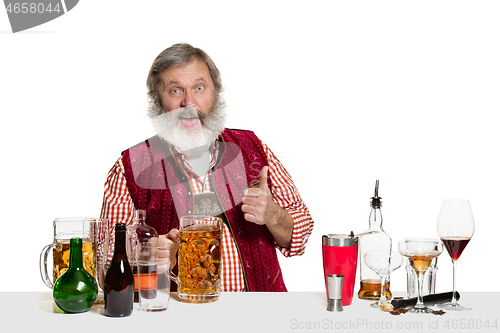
[
  {"x1": 39, "y1": 244, "x2": 55, "y2": 288},
  {"x1": 170, "y1": 271, "x2": 179, "y2": 285}
]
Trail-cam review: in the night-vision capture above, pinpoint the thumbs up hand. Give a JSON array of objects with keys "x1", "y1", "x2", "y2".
[
  {"x1": 241, "y1": 166, "x2": 279, "y2": 226},
  {"x1": 241, "y1": 165, "x2": 294, "y2": 248}
]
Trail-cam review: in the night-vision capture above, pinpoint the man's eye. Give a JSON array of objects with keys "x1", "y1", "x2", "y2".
[
  {"x1": 170, "y1": 89, "x2": 180, "y2": 94},
  {"x1": 195, "y1": 86, "x2": 204, "y2": 92}
]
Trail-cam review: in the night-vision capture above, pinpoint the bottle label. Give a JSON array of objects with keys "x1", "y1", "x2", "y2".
[{"x1": 134, "y1": 273, "x2": 158, "y2": 292}]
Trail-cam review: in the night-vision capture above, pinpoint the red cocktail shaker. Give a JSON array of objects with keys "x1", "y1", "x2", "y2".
[{"x1": 322, "y1": 233, "x2": 359, "y2": 306}]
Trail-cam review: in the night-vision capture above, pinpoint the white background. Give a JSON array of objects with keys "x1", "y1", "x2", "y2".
[{"x1": 0, "y1": 0, "x2": 498, "y2": 293}]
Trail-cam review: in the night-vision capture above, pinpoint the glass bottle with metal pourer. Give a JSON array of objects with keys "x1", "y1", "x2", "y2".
[{"x1": 358, "y1": 180, "x2": 393, "y2": 300}]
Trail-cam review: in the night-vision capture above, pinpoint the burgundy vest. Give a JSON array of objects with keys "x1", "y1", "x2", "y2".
[{"x1": 121, "y1": 129, "x2": 287, "y2": 292}]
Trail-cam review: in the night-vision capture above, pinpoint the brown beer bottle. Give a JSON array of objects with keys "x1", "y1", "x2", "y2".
[{"x1": 104, "y1": 223, "x2": 134, "y2": 317}]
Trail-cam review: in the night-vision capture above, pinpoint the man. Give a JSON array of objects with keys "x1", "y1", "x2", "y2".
[{"x1": 100, "y1": 43, "x2": 314, "y2": 292}]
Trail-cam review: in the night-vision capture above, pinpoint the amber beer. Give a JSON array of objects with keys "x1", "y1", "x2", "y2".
[
  {"x1": 177, "y1": 221, "x2": 222, "y2": 302},
  {"x1": 53, "y1": 239, "x2": 96, "y2": 282},
  {"x1": 40, "y1": 217, "x2": 102, "y2": 289},
  {"x1": 358, "y1": 279, "x2": 392, "y2": 300}
]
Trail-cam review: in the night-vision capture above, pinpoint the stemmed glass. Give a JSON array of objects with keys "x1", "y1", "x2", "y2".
[
  {"x1": 437, "y1": 199, "x2": 475, "y2": 311},
  {"x1": 89, "y1": 217, "x2": 111, "y2": 302},
  {"x1": 398, "y1": 238, "x2": 442, "y2": 313},
  {"x1": 364, "y1": 251, "x2": 403, "y2": 308}
]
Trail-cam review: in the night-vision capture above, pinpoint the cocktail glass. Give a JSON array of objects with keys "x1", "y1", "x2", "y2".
[
  {"x1": 437, "y1": 198, "x2": 475, "y2": 311},
  {"x1": 398, "y1": 238, "x2": 442, "y2": 313},
  {"x1": 364, "y1": 251, "x2": 403, "y2": 309}
]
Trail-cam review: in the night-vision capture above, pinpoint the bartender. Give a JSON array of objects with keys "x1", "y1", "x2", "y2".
[{"x1": 99, "y1": 42, "x2": 314, "y2": 292}]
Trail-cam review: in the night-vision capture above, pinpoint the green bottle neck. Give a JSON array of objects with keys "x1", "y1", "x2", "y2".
[{"x1": 68, "y1": 238, "x2": 84, "y2": 269}]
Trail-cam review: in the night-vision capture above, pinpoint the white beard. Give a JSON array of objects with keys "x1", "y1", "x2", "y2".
[{"x1": 150, "y1": 100, "x2": 227, "y2": 157}]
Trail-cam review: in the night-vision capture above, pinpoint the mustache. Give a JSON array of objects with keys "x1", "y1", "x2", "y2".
[{"x1": 173, "y1": 106, "x2": 205, "y2": 121}]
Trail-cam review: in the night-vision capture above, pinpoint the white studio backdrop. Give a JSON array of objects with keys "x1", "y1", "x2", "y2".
[{"x1": 0, "y1": 0, "x2": 498, "y2": 293}]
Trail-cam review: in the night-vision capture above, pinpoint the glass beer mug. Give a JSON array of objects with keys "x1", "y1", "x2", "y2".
[
  {"x1": 39, "y1": 217, "x2": 108, "y2": 288},
  {"x1": 171, "y1": 215, "x2": 223, "y2": 303}
]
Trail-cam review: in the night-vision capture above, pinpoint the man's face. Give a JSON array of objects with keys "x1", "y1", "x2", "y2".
[{"x1": 158, "y1": 58, "x2": 216, "y2": 131}]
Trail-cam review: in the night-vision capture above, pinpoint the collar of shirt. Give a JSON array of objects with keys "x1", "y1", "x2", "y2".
[{"x1": 171, "y1": 138, "x2": 220, "y2": 187}]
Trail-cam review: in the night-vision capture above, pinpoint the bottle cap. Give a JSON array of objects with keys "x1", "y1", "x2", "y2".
[
  {"x1": 115, "y1": 223, "x2": 126, "y2": 231},
  {"x1": 133, "y1": 210, "x2": 146, "y2": 220}
]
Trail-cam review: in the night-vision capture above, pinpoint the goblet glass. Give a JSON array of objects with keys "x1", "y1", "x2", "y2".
[
  {"x1": 398, "y1": 238, "x2": 442, "y2": 313},
  {"x1": 364, "y1": 251, "x2": 403, "y2": 308},
  {"x1": 437, "y1": 198, "x2": 475, "y2": 311}
]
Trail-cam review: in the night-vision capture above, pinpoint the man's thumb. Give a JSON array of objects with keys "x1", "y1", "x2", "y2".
[{"x1": 259, "y1": 166, "x2": 269, "y2": 191}]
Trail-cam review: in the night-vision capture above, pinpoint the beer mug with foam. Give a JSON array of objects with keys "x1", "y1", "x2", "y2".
[{"x1": 171, "y1": 215, "x2": 223, "y2": 302}]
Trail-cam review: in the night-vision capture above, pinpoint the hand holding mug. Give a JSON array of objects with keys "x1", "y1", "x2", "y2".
[{"x1": 158, "y1": 229, "x2": 179, "y2": 273}]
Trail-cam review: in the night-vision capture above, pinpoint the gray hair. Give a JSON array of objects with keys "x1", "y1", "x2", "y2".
[{"x1": 146, "y1": 43, "x2": 223, "y2": 117}]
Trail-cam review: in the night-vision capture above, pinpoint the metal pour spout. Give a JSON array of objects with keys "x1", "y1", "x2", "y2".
[{"x1": 371, "y1": 180, "x2": 382, "y2": 208}]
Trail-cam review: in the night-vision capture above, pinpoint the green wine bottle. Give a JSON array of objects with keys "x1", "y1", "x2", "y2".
[{"x1": 53, "y1": 238, "x2": 98, "y2": 313}]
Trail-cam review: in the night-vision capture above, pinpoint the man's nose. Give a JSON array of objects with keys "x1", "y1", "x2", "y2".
[{"x1": 181, "y1": 90, "x2": 195, "y2": 107}]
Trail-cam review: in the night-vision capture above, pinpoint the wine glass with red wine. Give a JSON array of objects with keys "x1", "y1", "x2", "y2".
[{"x1": 436, "y1": 199, "x2": 475, "y2": 311}]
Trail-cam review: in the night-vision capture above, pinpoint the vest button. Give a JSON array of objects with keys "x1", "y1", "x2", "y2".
[
  {"x1": 187, "y1": 191, "x2": 192, "y2": 196},
  {"x1": 187, "y1": 210, "x2": 192, "y2": 214}
]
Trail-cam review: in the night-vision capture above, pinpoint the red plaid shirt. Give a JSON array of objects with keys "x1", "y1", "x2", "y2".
[{"x1": 100, "y1": 140, "x2": 313, "y2": 291}]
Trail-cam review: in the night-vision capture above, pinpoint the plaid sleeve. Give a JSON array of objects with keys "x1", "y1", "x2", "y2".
[
  {"x1": 98, "y1": 156, "x2": 135, "y2": 265},
  {"x1": 262, "y1": 142, "x2": 314, "y2": 257},
  {"x1": 100, "y1": 156, "x2": 135, "y2": 224}
]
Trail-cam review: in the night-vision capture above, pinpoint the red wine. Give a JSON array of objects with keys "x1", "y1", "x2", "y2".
[{"x1": 441, "y1": 237, "x2": 471, "y2": 261}]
